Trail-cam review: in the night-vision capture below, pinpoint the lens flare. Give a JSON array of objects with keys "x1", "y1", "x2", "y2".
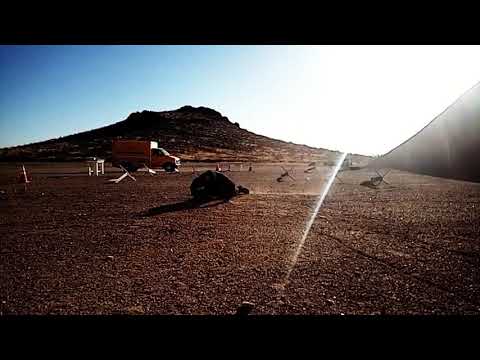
[{"x1": 279, "y1": 152, "x2": 347, "y2": 292}]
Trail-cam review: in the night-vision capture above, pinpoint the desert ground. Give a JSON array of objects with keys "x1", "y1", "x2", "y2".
[{"x1": 1, "y1": 161, "x2": 479, "y2": 315}]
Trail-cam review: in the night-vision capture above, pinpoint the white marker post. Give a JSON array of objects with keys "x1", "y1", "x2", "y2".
[{"x1": 22, "y1": 165, "x2": 31, "y2": 183}]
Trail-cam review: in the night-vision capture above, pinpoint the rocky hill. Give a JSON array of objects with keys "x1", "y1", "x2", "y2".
[{"x1": 0, "y1": 106, "x2": 368, "y2": 164}]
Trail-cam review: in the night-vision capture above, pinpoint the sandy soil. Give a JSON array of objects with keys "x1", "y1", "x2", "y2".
[{"x1": 1, "y1": 162, "x2": 479, "y2": 315}]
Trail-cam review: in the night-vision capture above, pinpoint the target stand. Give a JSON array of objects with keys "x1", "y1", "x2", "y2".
[
  {"x1": 87, "y1": 158, "x2": 105, "y2": 176},
  {"x1": 108, "y1": 165, "x2": 137, "y2": 184}
]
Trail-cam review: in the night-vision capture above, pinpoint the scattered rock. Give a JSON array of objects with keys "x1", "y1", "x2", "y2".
[
  {"x1": 272, "y1": 283, "x2": 286, "y2": 291},
  {"x1": 127, "y1": 305, "x2": 145, "y2": 314},
  {"x1": 236, "y1": 301, "x2": 255, "y2": 315}
]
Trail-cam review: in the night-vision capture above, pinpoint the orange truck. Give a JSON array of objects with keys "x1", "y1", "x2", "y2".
[{"x1": 112, "y1": 140, "x2": 180, "y2": 172}]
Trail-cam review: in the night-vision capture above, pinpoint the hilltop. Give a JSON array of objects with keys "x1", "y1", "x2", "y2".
[{"x1": 0, "y1": 106, "x2": 368, "y2": 163}]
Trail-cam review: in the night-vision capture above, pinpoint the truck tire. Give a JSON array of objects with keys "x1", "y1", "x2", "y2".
[{"x1": 163, "y1": 163, "x2": 175, "y2": 173}]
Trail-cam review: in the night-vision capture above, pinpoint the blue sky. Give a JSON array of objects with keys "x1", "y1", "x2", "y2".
[
  {"x1": 1, "y1": 45, "x2": 480, "y2": 155},
  {"x1": 0, "y1": 45, "x2": 266, "y2": 145}
]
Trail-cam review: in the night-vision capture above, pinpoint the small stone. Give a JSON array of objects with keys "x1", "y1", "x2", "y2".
[
  {"x1": 127, "y1": 305, "x2": 145, "y2": 314},
  {"x1": 272, "y1": 283, "x2": 285, "y2": 291},
  {"x1": 236, "y1": 301, "x2": 255, "y2": 315},
  {"x1": 106, "y1": 256, "x2": 114, "y2": 260}
]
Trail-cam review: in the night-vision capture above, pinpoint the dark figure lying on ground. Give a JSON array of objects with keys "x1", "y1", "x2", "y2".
[{"x1": 190, "y1": 170, "x2": 249, "y2": 202}]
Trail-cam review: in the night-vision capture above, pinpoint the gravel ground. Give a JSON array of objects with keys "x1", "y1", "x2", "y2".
[{"x1": 1, "y1": 162, "x2": 479, "y2": 314}]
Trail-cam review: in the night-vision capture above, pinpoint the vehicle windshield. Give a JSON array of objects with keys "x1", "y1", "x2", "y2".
[{"x1": 154, "y1": 148, "x2": 170, "y2": 156}]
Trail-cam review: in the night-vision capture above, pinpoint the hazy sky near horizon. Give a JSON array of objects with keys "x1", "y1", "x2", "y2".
[{"x1": 1, "y1": 45, "x2": 480, "y2": 155}]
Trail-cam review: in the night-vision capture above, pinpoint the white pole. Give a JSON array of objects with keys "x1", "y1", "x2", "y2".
[{"x1": 22, "y1": 165, "x2": 30, "y2": 183}]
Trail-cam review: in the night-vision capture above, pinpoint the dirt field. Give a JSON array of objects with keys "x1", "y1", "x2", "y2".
[{"x1": 1, "y1": 161, "x2": 479, "y2": 315}]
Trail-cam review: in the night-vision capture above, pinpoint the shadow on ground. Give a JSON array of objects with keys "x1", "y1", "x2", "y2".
[{"x1": 141, "y1": 198, "x2": 228, "y2": 217}]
